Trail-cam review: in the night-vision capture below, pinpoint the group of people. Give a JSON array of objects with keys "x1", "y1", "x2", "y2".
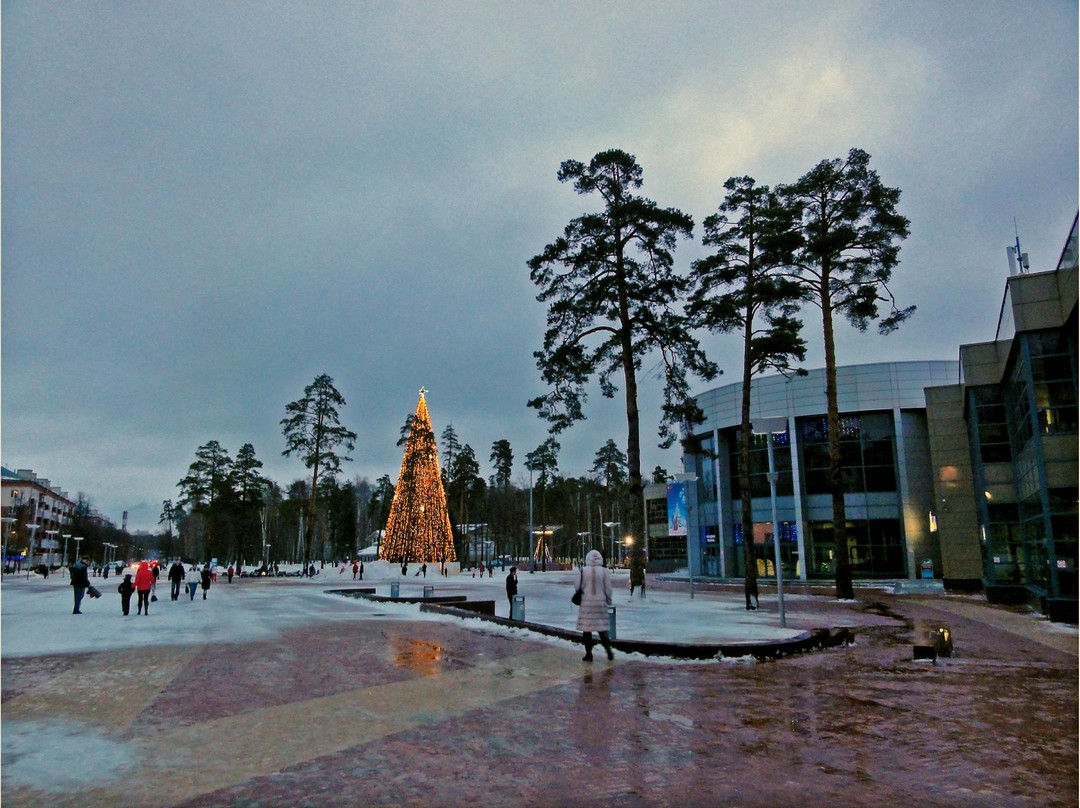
[{"x1": 68, "y1": 557, "x2": 217, "y2": 616}]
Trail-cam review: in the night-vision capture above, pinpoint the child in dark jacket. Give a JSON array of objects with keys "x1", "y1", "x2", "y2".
[{"x1": 117, "y1": 574, "x2": 135, "y2": 616}]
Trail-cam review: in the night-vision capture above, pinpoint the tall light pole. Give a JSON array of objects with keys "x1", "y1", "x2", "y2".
[
  {"x1": 25, "y1": 524, "x2": 40, "y2": 577},
  {"x1": 4, "y1": 490, "x2": 21, "y2": 572},
  {"x1": 45, "y1": 530, "x2": 58, "y2": 567},
  {"x1": 62, "y1": 534, "x2": 71, "y2": 570},
  {"x1": 576, "y1": 531, "x2": 590, "y2": 566},
  {"x1": 753, "y1": 417, "x2": 788, "y2": 628},
  {"x1": 73, "y1": 537, "x2": 83, "y2": 565},
  {"x1": 527, "y1": 468, "x2": 534, "y2": 571},
  {"x1": 603, "y1": 522, "x2": 619, "y2": 567}
]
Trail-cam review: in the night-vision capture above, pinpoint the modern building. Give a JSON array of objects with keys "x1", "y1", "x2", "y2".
[
  {"x1": 680, "y1": 361, "x2": 959, "y2": 584},
  {"x1": 676, "y1": 213, "x2": 1078, "y2": 622},
  {"x1": 926, "y1": 214, "x2": 1077, "y2": 620}
]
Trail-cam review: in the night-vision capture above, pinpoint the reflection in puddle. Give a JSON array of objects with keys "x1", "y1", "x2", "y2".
[{"x1": 390, "y1": 638, "x2": 444, "y2": 676}]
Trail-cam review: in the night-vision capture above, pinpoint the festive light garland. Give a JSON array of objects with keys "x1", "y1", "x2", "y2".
[{"x1": 379, "y1": 389, "x2": 457, "y2": 564}]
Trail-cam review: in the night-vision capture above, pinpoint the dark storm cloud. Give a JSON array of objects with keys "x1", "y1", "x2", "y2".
[{"x1": 3, "y1": 1, "x2": 1076, "y2": 530}]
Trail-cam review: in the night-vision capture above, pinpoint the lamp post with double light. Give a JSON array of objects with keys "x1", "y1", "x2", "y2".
[
  {"x1": 603, "y1": 522, "x2": 619, "y2": 568},
  {"x1": 752, "y1": 417, "x2": 788, "y2": 628}
]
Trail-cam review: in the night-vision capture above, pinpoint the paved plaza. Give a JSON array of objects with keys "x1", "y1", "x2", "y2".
[{"x1": 2, "y1": 570, "x2": 1077, "y2": 808}]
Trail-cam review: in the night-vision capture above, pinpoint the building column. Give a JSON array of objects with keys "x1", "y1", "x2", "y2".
[
  {"x1": 713, "y1": 428, "x2": 727, "y2": 578},
  {"x1": 787, "y1": 416, "x2": 808, "y2": 581},
  {"x1": 893, "y1": 406, "x2": 917, "y2": 579}
]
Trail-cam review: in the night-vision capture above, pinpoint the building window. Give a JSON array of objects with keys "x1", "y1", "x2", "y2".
[
  {"x1": 969, "y1": 385, "x2": 1012, "y2": 464},
  {"x1": 984, "y1": 503, "x2": 1022, "y2": 584},
  {"x1": 688, "y1": 434, "x2": 718, "y2": 502},
  {"x1": 798, "y1": 413, "x2": 897, "y2": 495},
  {"x1": 1005, "y1": 358, "x2": 1034, "y2": 452},
  {"x1": 1028, "y1": 330, "x2": 1078, "y2": 435},
  {"x1": 808, "y1": 519, "x2": 904, "y2": 578},
  {"x1": 728, "y1": 428, "x2": 794, "y2": 500}
]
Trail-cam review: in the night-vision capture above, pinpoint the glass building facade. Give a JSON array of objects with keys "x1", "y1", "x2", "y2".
[
  {"x1": 681, "y1": 361, "x2": 957, "y2": 583},
  {"x1": 957, "y1": 215, "x2": 1078, "y2": 619}
]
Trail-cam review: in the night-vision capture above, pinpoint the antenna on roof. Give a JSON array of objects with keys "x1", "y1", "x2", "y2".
[{"x1": 1006, "y1": 217, "x2": 1030, "y2": 275}]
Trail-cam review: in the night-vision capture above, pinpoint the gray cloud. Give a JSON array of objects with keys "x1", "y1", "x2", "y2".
[{"x1": 3, "y1": 1, "x2": 1076, "y2": 531}]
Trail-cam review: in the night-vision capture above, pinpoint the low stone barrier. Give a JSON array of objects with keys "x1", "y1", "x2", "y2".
[{"x1": 330, "y1": 589, "x2": 856, "y2": 661}]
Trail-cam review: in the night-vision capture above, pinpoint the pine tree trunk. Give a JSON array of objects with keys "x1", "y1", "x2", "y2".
[
  {"x1": 741, "y1": 304, "x2": 757, "y2": 600},
  {"x1": 617, "y1": 242, "x2": 645, "y2": 563},
  {"x1": 821, "y1": 269, "x2": 853, "y2": 599}
]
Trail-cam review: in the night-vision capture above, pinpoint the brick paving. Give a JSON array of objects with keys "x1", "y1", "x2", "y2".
[{"x1": 2, "y1": 588, "x2": 1076, "y2": 808}]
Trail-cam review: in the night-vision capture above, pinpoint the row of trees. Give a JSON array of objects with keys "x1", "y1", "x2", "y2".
[
  {"x1": 528, "y1": 147, "x2": 913, "y2": 599},
  {"x1": 161, "y1": 373, "x2": 647, "y2": 570}
]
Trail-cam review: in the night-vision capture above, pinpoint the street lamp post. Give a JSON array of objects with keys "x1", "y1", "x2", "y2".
[
  {"x1": 73, "y1": 537, "x2": 83, "y2": 566},
  {"x1": 575, "y1": 531, "x2": 590, "y2": 567},
  {"x1": 603, "y1": 522, "x2": 619, "y2": 568},
  {"x1": 753, "y1": 417, "x2": 788, "y2": 628},
  {"x1": 25, "y1": 524, "x2": 40, "y2": 577},
  {"x1": 1, "y1": 518, "x2": 16, "y2": 575},
  {"x1": 45, "y1": 530, "x2": 59, "y2": 568},
  {"x1": 264, "y1": 542, "x2": 271, "y2": 571},
  {"x1": 62, "y1": 534, "x2": 71, "y2": 572}
]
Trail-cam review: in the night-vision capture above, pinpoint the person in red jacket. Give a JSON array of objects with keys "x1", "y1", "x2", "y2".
[{"x1": 134, "y1": 561, "x2": 154, "y2": 616}]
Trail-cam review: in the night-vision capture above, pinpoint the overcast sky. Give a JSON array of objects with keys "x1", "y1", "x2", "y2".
[{"x1": 2, "y1": 1, "x2": 1077, "y2": 532}]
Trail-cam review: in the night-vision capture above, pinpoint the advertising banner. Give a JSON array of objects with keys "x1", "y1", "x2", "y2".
[{"x1": 666, "y1": 482, "x2": 688, "y2": 536}]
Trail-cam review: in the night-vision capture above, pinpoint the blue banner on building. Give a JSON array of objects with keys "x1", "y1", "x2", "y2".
[{"x1": 666, "y1": 482, "x2": 687, "y2": 537}]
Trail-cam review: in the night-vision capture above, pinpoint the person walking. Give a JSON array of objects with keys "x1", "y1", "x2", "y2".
[
  {"x1": 745, "y1": 575, "x2": 759, "y2": 611},
  {"x1": 352, "y1": 561, "x2": 359, "y2": 580},
  {"x1": 227, "y1": 565, "x2": 234, "y2": 583},
  {"x1": 117, "y1": 573, "x2": 135, "y2": 616},
  {"x1": 359, "y1": 561, "x2": 364, "y2": 580},
  {"x1": 200, "y1": 565, "x2": 212, "y2": 600},
  {"x1": 168, "y1": 561, "x2": 185, "y2": 600},
  {"x1": 505, "y1": 566, "x2": 518, "y2": 618},
  {"x1": 134, "y1": 561, "x2": 154, "y2": 615},
  {"x1": 69, "y1": 556, "x2": 90, "y2": 614},
  {"x1": 574, "y1": 549, "x2": 614, "y2": 662}
]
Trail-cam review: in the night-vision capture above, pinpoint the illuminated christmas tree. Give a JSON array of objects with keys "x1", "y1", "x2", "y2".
[{"x1": 379, "y1": 388, "x2": 457, "y2": 564}]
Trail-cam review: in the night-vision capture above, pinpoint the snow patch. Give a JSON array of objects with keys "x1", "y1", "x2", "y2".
[{"x1": 2, "y1": 720, "x2": 141, "y2": 790}]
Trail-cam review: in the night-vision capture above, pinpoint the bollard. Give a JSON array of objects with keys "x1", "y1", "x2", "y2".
[
  {"x1": 607, "y1": 605, "x2": 617, "y2": 640},
  {"x1": 512, "y1": 595, "x2": 525, "y2": 621},
  {"x1": 390, "y1": 582, "x2": 399, "y2": 598},
  {"x1": 423, "y1": 585, "x2": 434, "y2": 599}
]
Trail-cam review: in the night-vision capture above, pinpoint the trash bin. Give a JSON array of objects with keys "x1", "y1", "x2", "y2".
[
  {"x1": 423, "y1": 585, "x2": 434, "y2": 599},
  {"x1": 511, "y1": 595, "x2": 525, "y2": 621},
  {"x1": 920, "y1": 559, "x2": 934, "y2": 579},
  {"x1": 390, "y1": 582, "x2": 400, "y2": 598},
  {"x1": 607, "y1": 605, "x2": 617, "y2": 640}
]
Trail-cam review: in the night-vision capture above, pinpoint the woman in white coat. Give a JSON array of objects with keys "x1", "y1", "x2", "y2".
[{"x1": 575, "y1": 549, "x2": 614, "y2": 661}]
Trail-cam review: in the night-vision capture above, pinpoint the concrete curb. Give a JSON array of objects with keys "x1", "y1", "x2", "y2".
[{"x1": 326, "y1": 588, "x2": 856, "y2": 661}]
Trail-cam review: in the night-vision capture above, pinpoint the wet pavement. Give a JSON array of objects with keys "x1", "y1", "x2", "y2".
[{"x1": 2, "y1": 587, "x2": 1076, "y2": 808}]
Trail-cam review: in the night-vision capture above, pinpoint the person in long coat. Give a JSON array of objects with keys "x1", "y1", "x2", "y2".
[
  {"x1": 134, "y1": 561, "x2": 154, "y2": 615},
  {"x1": 574, "y1": 549, "x2": 614, "y2": 662}
]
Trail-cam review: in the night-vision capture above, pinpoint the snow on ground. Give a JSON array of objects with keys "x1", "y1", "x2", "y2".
[{"x1": 0, "y1": 561, "x2": 807, "y2": 660}]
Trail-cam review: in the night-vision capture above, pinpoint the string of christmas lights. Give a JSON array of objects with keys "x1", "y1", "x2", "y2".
[{"x1": 379, "y1": 389, "x2": 457, "y2": 564}]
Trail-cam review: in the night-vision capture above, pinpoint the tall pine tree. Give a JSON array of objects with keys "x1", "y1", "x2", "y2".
[{"x1": 777, "y1": 148, "x2": 912, "y2": 599}]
